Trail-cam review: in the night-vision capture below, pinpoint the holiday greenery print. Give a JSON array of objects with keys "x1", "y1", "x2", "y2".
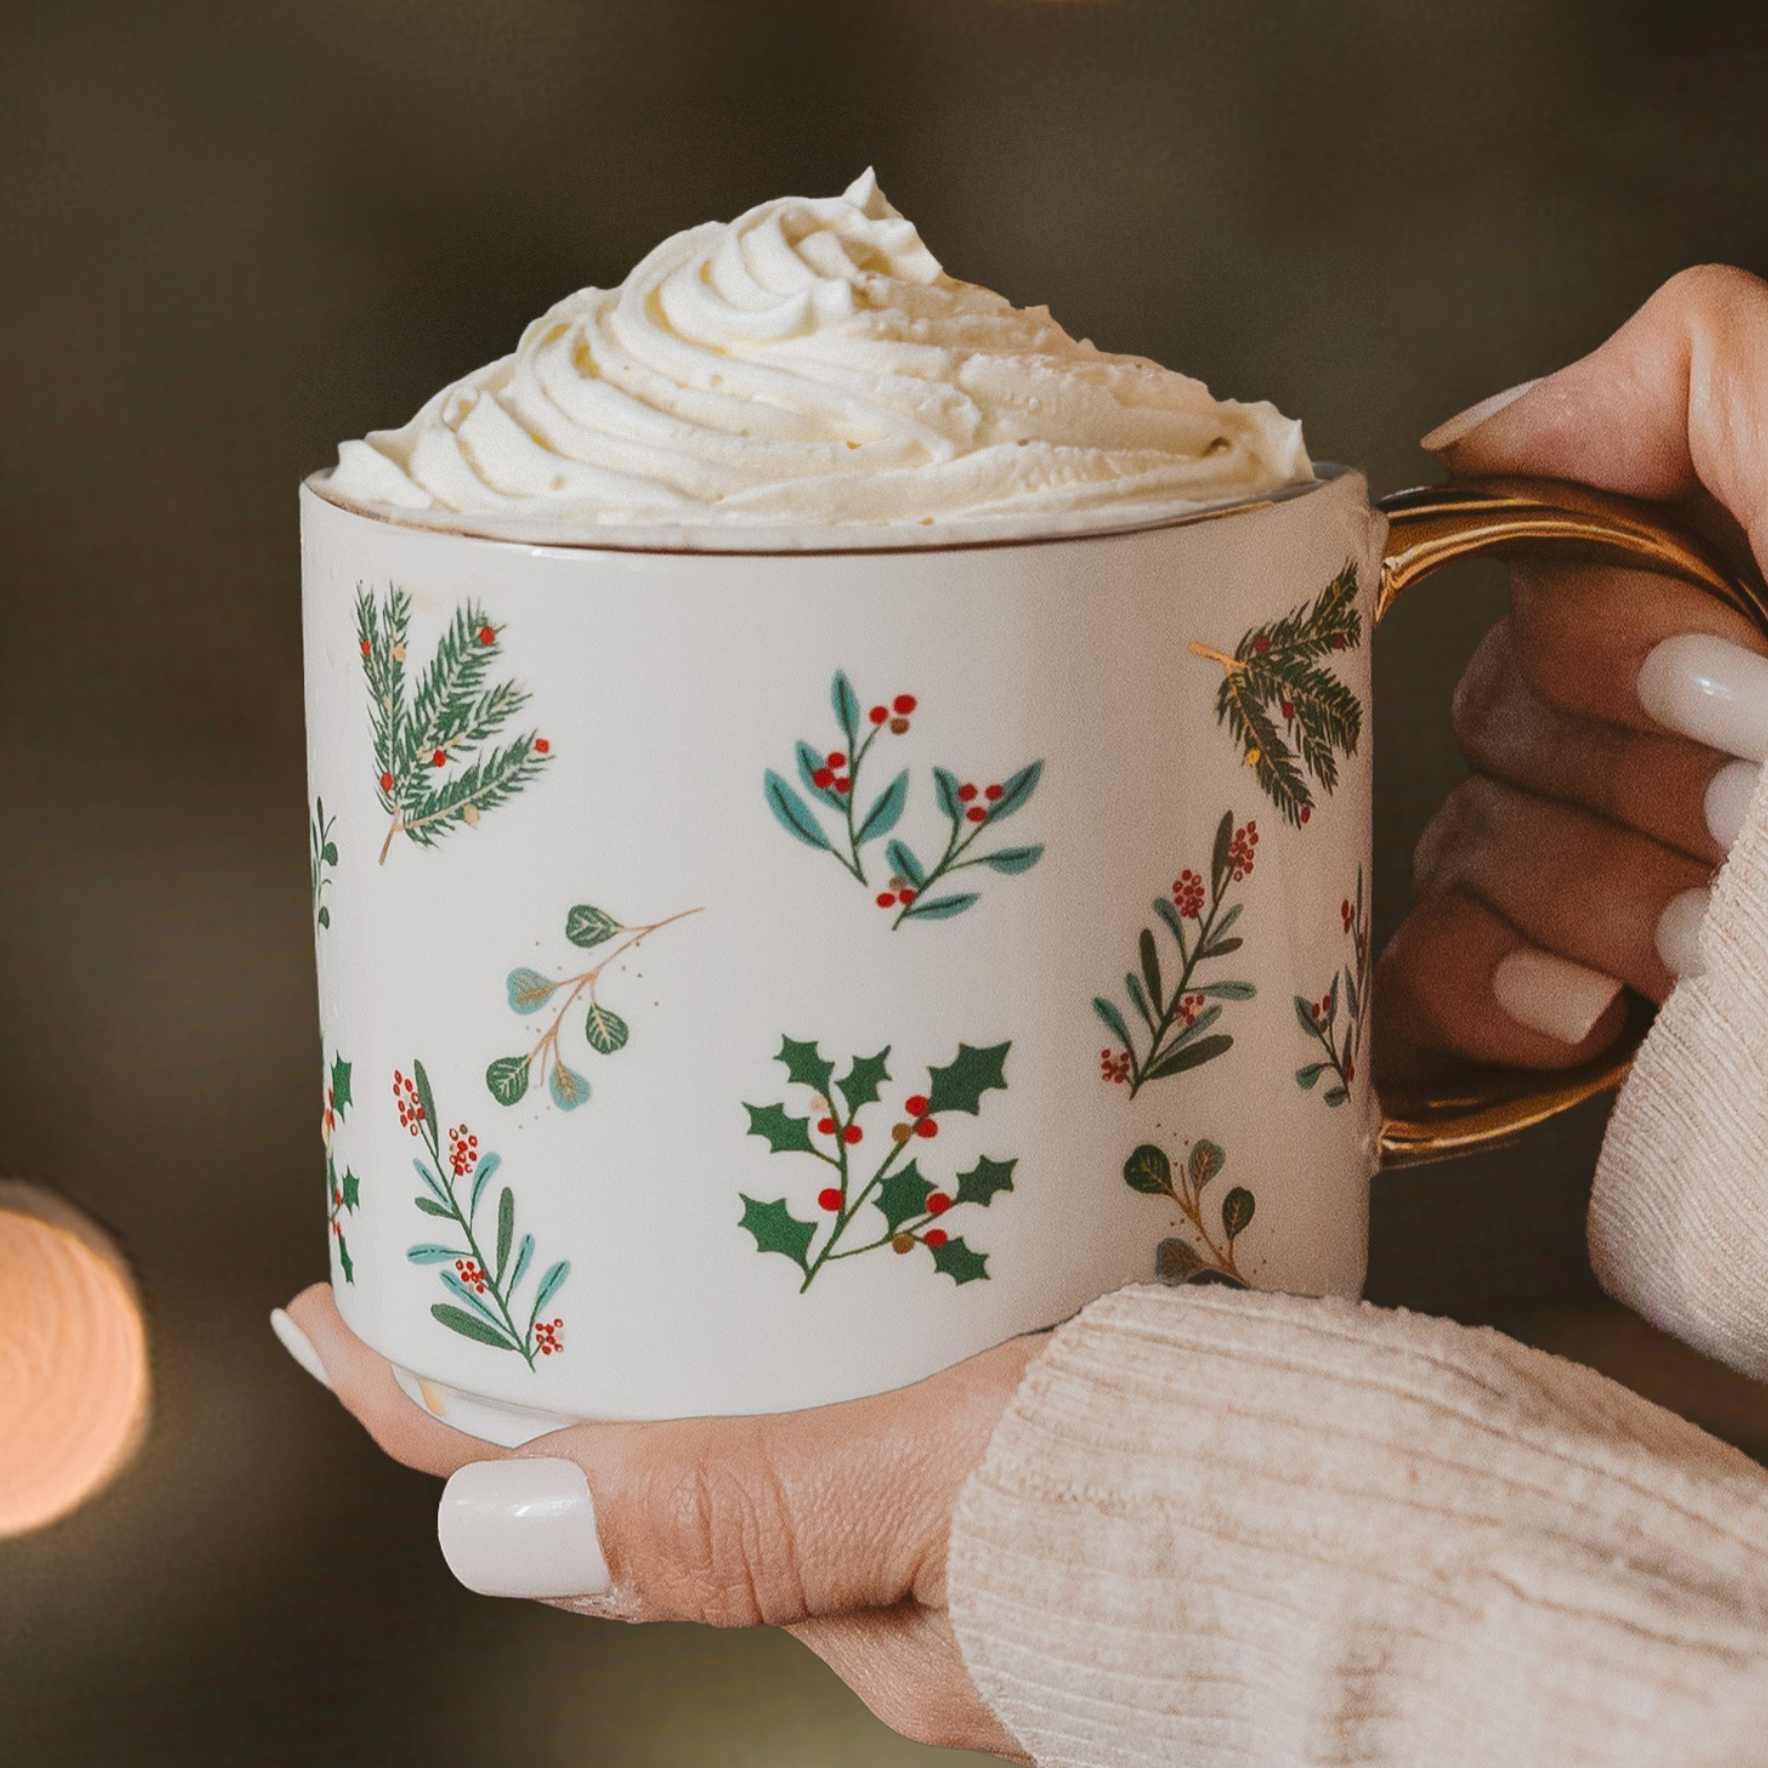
[
  {"x1": 1094, "y1": 811, "x2": 1258, "y2": 1097},
  {"x1": 1295, "y1": 866, "x2": 1371, "y2": 1108},
  {"x1": 1123, "y1": 1137, "x2": 1255, "y2": 1287},
  {"x1": 321, "y1": 1051, "x2": 360, "y2": 1284},
  {"x1": 486, "y1": 900, "x2": 702, "y2": 1113},
  {"x1": 764, "y1": 671, "x2": 1044, "y2": 927},
  {"x1": 310, "y1": 798, "x2": 338, "y2": 931},
  {"x1": 1189, "y1": 562, "x2": 1364, "y2": 828},
  {"x1": 740, "y1": 1037, "x2": 1016, "y2": 1293},
  {"x1": 398, "y1": 1060, "x2": 569, "y2": 1368},
  {"x1": 357, "y1": 585, "x2": 552, "y2": 864}
]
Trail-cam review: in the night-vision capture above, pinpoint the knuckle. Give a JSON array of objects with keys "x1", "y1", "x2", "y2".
[
  {"x1": 1413, "y1": 778, "x2": 1499, "y2": 895},
  {"x1": 1449, "y1": 624, "x2": 1511, "y2": 760},
  {"x1": 1655, "y1": 262, "x2": 1768, "y2": 327}
]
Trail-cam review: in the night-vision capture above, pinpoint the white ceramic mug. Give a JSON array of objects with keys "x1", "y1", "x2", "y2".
[{"x1": 301, "y1": 467, "x2": 1757, "y2": 1443}]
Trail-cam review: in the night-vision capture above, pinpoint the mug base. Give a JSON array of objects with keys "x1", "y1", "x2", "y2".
[{"x1": 390, "y1": 1364, "x2": 580, "y2": 1446}]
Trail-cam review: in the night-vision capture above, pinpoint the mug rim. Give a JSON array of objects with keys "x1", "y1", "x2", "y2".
[{"x1": 301, "y1": 462, "x2": 1355, "y2": 560}]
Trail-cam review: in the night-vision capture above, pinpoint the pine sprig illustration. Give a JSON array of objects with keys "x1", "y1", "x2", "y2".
[
  {"x1": 1094, "y1": 811, "x2": 1258, "y2": 1097},
  {"x1": 764, "y1": 670, "x2": 1044, "y2": 927},
  {"x1": 320, "y1": 1052, "x2": 359, "y2": 1283},
  {"x1": 397, "y1": 1060, "x2": 569, "y2": 1368},
  {"x1": 356, "y1": 586, "x2": 553, "y2": 863},
  {"x1": 1295, "y1": 866, "x2": 1371, "y2": 1107},
  {"x1": 486, "y1": 899, "x2": 702, "y2": 1114},
  {"x1": 739, "y1": 1036, "x2": 1016, "y2": 1292},
  {"x1": 1190, "y1": 562, "x2": 1364, "y2": 828},
  {"x1": 1123, "y1": 1137, "x2": 1255, "y2": 1286}
]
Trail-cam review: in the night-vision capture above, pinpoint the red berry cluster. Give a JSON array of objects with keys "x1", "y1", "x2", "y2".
[
  {"x1": 957, "y1": 780, "x2": 1005, "y2": 824},
  {"x1": 812, "y1": 750, "x2": 853, "y2": 795},
  {"x1": 393, "y1": 1070, "x2": 425, "y2": 1136},
  {"x1": 535, "y1": 1317, "x2": 564, "y2": 1356},
  {"x1": 1310, "y1": 995, "x2": 1333, "y2": 1025},
  {"x1": 448, "y1": 1124, "x2": 479, "y2": 1180},
  {"x1": 876, "y1": 874, "x2": 919, "y2": 911},
  {"x1": 1228, "y1": 821, "x2": 1259, "y2": 881},
  {"x1": 454, "y1": 1257, "x2": 488, "y2": 1294},
  {"x1": 867, "y1": 692, "x2": 918, "y2": 734},
  {"x1": 904, "y1": 1094, "x2": 938, "y2": 1138},
  {"x1": 1171, "y1": 868, "x2": 1206, "y2": 919},
  {"x1": 1176, "y1": 993, "x2": 1206, "y2": 1027},
  {"x1": 1341, "y1": 897, "x2": 1355, "y2": 935},
  {"x1": 815, "y1": 1114, "x2": 865, "y2": 1145},
  {"x1": 1099, "y1": 1047, "x2": 1131, "y2": 1085}
]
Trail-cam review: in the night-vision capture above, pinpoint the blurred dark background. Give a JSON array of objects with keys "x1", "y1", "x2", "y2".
[{"x1": 4, "y1": 1, "x2": 1768, "y2": 1763}]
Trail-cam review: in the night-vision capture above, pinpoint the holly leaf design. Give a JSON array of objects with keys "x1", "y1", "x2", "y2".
[
  {"x1": 1221, "y1": 1186, "x2": 1256, "y2": 1240},
  {"x1": 739, "y1": 1194, "x2": 817, "y2": 1273},
  {"x1": 875, "y1": 1160, "x2": 936, "y2": 1232},
  {"x1": 954, "y1": 1155, "x2": 1016, "y2": 1208},
  {"x1": 1123, "y1": 1144, "x2": 1175, "y2": 1197},
  {"x1": 340, "y1": 1167, "x2": 361, "y2": 1212},
  {"x1": 336, "y1": 1239, "x2": 354, "y2": 1285},
  {"x1": 1187, "y1": 1139, "x2": 1226, "y2": 1191},
  {"x1": 744, "y1": 1101, "x2": 817, "y2": 1155},
  {"x1": 431, "y1": 1302, "x2": 516, "y2": 1351},
  {"x1": 565, "y1": 904, "x2": 621, "y2": 948},
  {"x1": 1155, "y1": 1237, "x2": 1204, "y2": 1283},
  {"x1": 925, "y1": 1041, "x2": 1010, "y2": 1116},
  {"x1": 776, "y1": 1036, "x2": 835, "y2": 1097},
  {"x1": 585, "y1": 1004, "x2": 630, "y2": 1054},
  {"x1": 836, "y1": 1048, "x2": 891, "y2": 1114},
  {"x1": 929, "y1": 1236, "x2": 989, "y2": 1285},
  {"x1": 486, "y1": 1055, "x2": 531, "y2": 1106},
  {"x1": 549, "y1": 1061, "x2": 590, "y2": 1111},
  {"x1": 508, "y1": 968, "x2": 557, "y2": 1013},
  {"x1": 765, "y1": 771, "x2": 833, "y2": 851},
  {"x1": 329, "y1": 1056, "x2": 353, "y2": 1116}
]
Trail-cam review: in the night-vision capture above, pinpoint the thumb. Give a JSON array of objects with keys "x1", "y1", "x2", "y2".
[
  {"x1": 436, "y1": 1334, "x2": 1040, "y2": 1624},
  {"x1": 1423, "y1": 265, "x2": 1768, "y2": 572}
]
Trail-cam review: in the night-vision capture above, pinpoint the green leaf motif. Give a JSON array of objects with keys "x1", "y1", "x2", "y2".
[
  {"x1": 1123, "y1": 1144, "x2": 1175, "y2": 1197},
  {"x1": 855, "y1": 771, "x2": 909, "y2": 845},
  {"x1": 1142, "y1": 1034, "x2": 1233, "y2": 1083},
  {"x1": 565, "y1": 904, "x2": 621, "y2": 948},
  {"x1": 978, "y1": 845, "x2": 1043, "y2": 875},
  {"x1": 739, "y1": 1194, "x2": 817, "y2": 1272},
  {"x1": 831, "y1": 671, "x2": 861, "y2": 748},
  {"x1": 496, "y1": 1186, "x2": 515, "y2": 1279},
  {"x1": 412, "y1": 1060, "x2": 438, "y2": 1138},
  {"x1": 408, "y1": 1244, "x2": 462, "y2": 1264},
  {"x1": 340, "y1": 1167, "x2": 361, "y2": 1211},
  {"x1": 929, "y1": 1235, "x2": 990, "y2": 1285},
  {"x1": 837, "y1": 1048, "x2": 892, "y2": 1114},
  {"x1": 508, "y1": 968, "x2": 558, "y2": 1013},
  {"x1": 1294, "y1": 995, "x2": 1322, "y2": 1036},
  {"x1": 765, "y1": 771, "x2": 833, "y2": 851},
  {"x1": 887, "y1": 839, "x2": 927, "y2": 888},
  {"x1": 413, "y1": 1195, "x2": 452, "y2": 1218},
  {"x1": 336, "y1": 1239, "x2": 354, "y2": 1285},
  {"x1": 985, "y1": 760, "x2": 1043, "y2": 823},
  {"x1": 776, "y1": 1036, "x2": 836, "y2": 1097},
  {"x1": 550, "y1": 1061, "x2": 590, "y2": 1111},
  {"x1": 797, "y1": 740, "x2": 844, "y2": 808},
  {"x1": 431, "y1": 1302, "x2": 516, "y2": 1351},
  {"x1": 954, "y1": 1155, "x2": 1016, "y2": 1208},
  {"x1": 329, "y1": 1056, "x2": 353, "y2": 1115},
  {"x1": 1155, "y1": 1237, "x2": 1204, "y2": 1283},
  {"x1": 934, "y1": 767, "x2": 965, "y2": 822},
  {"x1": 1139, "y1": 929, "x2": 1163, "y2": 1011},
  {"x1": 532, "y1": 1260, "x2": 570, "y2": 1317},
  {"x1": 1221, "y1": 1186, "x2": 1256, "y2": 1240},
  {"x1": 925, "y1": 1041, "x2": 1011, "y2": 1117},
  {"x1": 875, "y1": 1161, "x2": 936, "y2": 1232},
  {"x1": 744, "y1": 1101, "x2": 817, "y2": 1155},
  {"x1": 486, "y1": 1055, "x2": 531, "y2": 1106},
  {"x1": 317, "y1": 906, "x2": 331, "y2": 928},
  {"x1": 1094, "y1": 996, "x2": 1133, "y2": 1050},
  {"x1": 1188, "y1": 1139, "x2": 1226, "y2": 1191},
  {"x1": 1296, "y1": 1062, "x2": 1326, "y2": 1090},
  {"x1": 904, "y1": 893, "x2": 978, "y2": 921},
  {"x1": 585, "y1": 1003, "x2": 630, "y2": 1054}
]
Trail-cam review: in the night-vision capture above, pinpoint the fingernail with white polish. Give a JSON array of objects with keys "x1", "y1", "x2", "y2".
[
  {"x1": 1491, "y1": 948, "x2": 1623, "y2": 1045},
  {"x1": 438, "y1": 1458, "x2": 610, "y2": 1600},
  {"x1": 1705, "y1": 759, "x2": 1759, "y2": 851},
  {"x1": 270, "y1": 1307, "x2": 332, "y2": 1391},
  {"x1": 1637, "y1": 634, "x2": 1768, "y2": 762},
  {"x1": 1420, "y1": 378, "x2": 1542, "y2": 453},
  {"x1": 1655, "y1": 887, "x2": 1710, "y2": 979}
]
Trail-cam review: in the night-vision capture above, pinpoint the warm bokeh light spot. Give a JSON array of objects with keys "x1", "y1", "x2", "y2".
[{"x1": 0, "y1": 1182, "x2": 150, "y2": 1538}]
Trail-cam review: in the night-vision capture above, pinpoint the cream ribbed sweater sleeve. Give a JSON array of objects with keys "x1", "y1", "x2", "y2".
[{"x1": 948, "y1": 1285, "x2": 1768, "y2": 1768}]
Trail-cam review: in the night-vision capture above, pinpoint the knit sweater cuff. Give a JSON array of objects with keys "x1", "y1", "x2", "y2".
[{"x1": 948, "y1": 1284, "x2": 1768, "y2": 1768}]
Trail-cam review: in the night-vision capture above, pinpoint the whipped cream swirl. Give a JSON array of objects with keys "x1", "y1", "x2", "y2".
[{"x1": 322, "y1": 171, "x2": 1312, "y2": 545}]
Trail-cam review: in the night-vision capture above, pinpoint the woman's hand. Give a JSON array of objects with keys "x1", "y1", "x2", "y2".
[
  {"x1": 279, "y1": 1285, "x2": 1036, "y2": 1762},
  {"x1": 1377, "y1": 265, "x2": 1768, "y2": 1076}
]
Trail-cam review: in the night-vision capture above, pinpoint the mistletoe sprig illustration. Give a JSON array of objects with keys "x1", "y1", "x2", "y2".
[
  {"x1": 1094, "y1": 810, "x2": 1258, "y2": 1097},
  {"x1": 486, "y1": 900, "x2": 702, "y2": 1113},
  {"x1": 310, "y1": 798, "x2": 338, "y2": 931},
  {"x1": 398, "y1": 1060, "x2": 569, "y2": 1369},
  {"x1": 357, "y1": 586, "x2": 552, "y2": 865},
  {"x1": 321, "y1": 1051, "x2": 360, "y2": 1283},
  {"x1": 1295, "y1": 866, "x2": 1370, "y2": 1108},
  {"x1": 764, "y1": 671, "x2": 1044, "y2": 927},
  {"x1": 1123, "y1": 1137, "x2": 1255, "y2": 1286},
  {"x1": 1189, "y1": 562, "x2": 1363, "y2": 828},
  {"x1": 740, "y1": 1037, "x2": 1016, "y2": 1292}
]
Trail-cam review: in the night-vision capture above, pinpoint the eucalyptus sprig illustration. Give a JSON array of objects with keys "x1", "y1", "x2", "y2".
[
  {"x1": 309, "y1": 798, "x2": 338, "y2": 931},
  {"x1": 357, "y1": 586, "x2": 552, "y2": 864},
  {"x1": 764, "y1": 670, "x2": 1044, "y2": 927},
  {"x1": 1094, "y1": 810, "x2": 1258, "y2": 1097},
  {"x1": 1123, "y1": 1137, "x2": 1255, "y2": 1286},
  {"x1": 398, "y1": 1060, "x2": 569, "y2": 1368},
  {"x1": 486, "y1": 901, "x2": 702, "y2": 1113},
  {"x1": 321, "y1": 1052, "x2": 359, "y2": 1284},
  {"x1": 1189, "y1": 562, "x2": 1363, "y2": 828},
  {"x1": 740, "y1": 1036, "x2": 1016, "y2": 1292},
  {"x1": 1295, "y1": 866, "x2": 1370, "y2": 1108}
]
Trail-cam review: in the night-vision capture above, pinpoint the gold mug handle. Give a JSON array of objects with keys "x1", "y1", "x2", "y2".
[{"x1": 1372, "y1": 474, "x2": 1768, "y2": 1163}]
